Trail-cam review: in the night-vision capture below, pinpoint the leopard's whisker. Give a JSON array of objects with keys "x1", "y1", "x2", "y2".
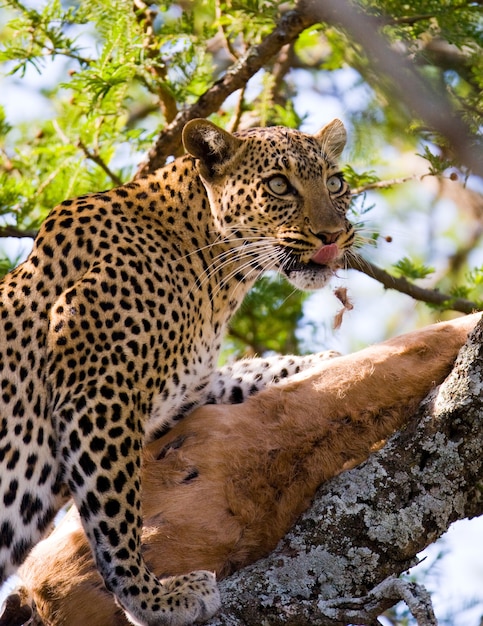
[
  {"x1": 183, "y1": 233, "x2": 278, "y2": 272},
  {"x1": 191, "y1": 239, "x2": 281, "y2": 295},
  {"x1": 212, "y1": 242, "x2": 284, "y2": 293},
  {"x1": 206, "y1": 243, "x2": 282, "y2": 300},
  {"x1": 206, "y1": 248, "x2": 281, "y2": 301},
  {"x1": 178, "y1": 230, "x2": 272, "y2": 262},
  {"x1": 178, "y1": 227, "x2": 276, "y2": 261},
  {"x1": 210, "y1": 246, "x2": 285, "y2": 303},
  {"x1": 215, "y1": 250, "x2": 284, "y2": 305}
]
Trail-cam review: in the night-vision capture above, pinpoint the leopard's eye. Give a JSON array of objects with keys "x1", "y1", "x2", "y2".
[
  {"x1": 267, "y1": 175, "x2": 291, "y2": 196},
  {"x1": 327, "y1": 174, "x2": 344, "y2": 194}
]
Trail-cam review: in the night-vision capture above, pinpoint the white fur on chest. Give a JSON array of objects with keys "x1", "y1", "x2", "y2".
[{"x1": 145, "y1": 351, "x2": 217, "y2": 440}]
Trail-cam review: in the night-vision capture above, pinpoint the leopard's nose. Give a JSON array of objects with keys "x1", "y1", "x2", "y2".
[{"x1": 311, "y1": 230, "x2": 344, "y2": 245}]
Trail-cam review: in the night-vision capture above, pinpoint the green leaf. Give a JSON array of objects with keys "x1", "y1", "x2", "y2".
[
  {"x1": 393, "y1": 257, "x2": 435, "y2": 280},
  {"x1": 416, "y1": 145, "x2": 456, "y2": 176},
  {"x1": 342, "y1": 164, "x2": 380, "y2": 188}
]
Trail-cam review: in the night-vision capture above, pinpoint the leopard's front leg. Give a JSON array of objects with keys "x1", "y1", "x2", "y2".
[
  {"x1": 55, "y1": 386, "x2": 220, "y2": 626},
  {"x1": 209, "y1": 350, "x2": 341, "y2": 404},
  {"x1": 47, "y1": 274, "x2": 221, "y2": 626}
]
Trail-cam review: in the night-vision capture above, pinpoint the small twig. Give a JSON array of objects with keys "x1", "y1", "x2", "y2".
[
  {"x1": 0, "y1": 147, "x2": 17, "y2": 174},
  {"x1": 126, "y1": 103, "x2": 160, "y2": 127},
  {"x1": 226, "y1": 85, "x2": 247, "y2": 133},
  {"x1": 215, "y1": 0, "x2": 240, "y2": 61},
  {"x1": 447, "y1": 221, "x2": 483, "y2": 277},
  {"x1": 133, "y1": 0, "x2": 178, "y2": 125},
  {"x1": 384, "y1": 13, "x2": 436, "y2": 26},
  {"x1": 77, "y1": 140, "x2": 123, "y2": 186},
  {"x1": 320, "y1": 576, "x2": 437, "y2": 626},
  {"x1": 347, "y1": 253, "x2": 481, "y2": 314},
  {"x1": 384, "y1": 2, "x2": 483, "y2": 27},
  {"x1": 35, "y1": 162, "x2": 68, "y2": 198},
  {"x1": 29, "y1": 32, "x2": 93, "y2": 66},
  {"x1": 270, "y1": 43, "x2": 294, "y2": 105},
  {"x1": 351, "y1": 174, "x2": 428, "y2": 195}
]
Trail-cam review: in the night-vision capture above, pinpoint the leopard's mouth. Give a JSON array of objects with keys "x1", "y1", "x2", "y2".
[
  {"x1": 283, "y1": 256, "x2": 331, "y2": 273},
  {"x1": 278, "y1": 246, "x2": 344, "y2": 290}
]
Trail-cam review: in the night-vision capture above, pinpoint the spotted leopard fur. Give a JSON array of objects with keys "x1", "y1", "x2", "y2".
[
  {"x1": 209, "y1": 351, "x2": 340, "y2": 405},
  {"x1": 0, "y1": 119, "x2": 353, "y2": 626}
]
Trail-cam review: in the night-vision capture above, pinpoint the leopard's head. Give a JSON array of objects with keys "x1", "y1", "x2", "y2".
[{"x1": 183, "y1": 118, "x2": 354, "y2": 290}]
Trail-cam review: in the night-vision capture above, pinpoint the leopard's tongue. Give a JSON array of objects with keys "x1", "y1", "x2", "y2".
[{"x1": 311, "y1": 244, "x2": 339, "y2": 265}]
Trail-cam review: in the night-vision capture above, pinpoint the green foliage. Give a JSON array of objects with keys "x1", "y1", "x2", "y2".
[
  {"x1": 467, "y1": 265, "x2": 483, "y2": 290},
  {"x1": 342, "y1": 164, "x2": 380, "y2": 190},
  {"x1": 222, "y1": 275, "x2": 308, "y2": 360},
  {"x1": 0, "y1": 0, "x2": 86, "y2": 74},
  {"x1": 417, "y1": 145, "x2": 457, "y2": 176},
  {"x1": 221, "y1": 0, "x2": 285, "y2": 34},
  {"x1": 0, "y1": 250, "x2": 22, "y2": 276},
  {"x1": 393, "y1": 257, "x2": 435, "y2": 280},
  {"x1": 449, "y1": 266, "x2": 483, "y2": 309}
]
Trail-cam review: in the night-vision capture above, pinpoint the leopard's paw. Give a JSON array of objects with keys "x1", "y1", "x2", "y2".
[
  {"x1": 123, "y1": 570, "x2": 220, "y2": 626},
  {"x1": 160, "y1": 570, "x2": 221, "y2": 625}
]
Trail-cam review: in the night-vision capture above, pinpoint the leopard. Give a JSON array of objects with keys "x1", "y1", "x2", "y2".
[{"x1": 0, "y1": 118, "x2": 354, "y2": 626}]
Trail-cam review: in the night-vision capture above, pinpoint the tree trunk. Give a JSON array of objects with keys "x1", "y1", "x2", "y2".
[{"x1": 208, "y1": 316, "x2": 483, "y2": 625}]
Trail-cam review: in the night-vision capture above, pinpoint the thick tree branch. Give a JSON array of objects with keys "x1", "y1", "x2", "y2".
[
  {"x1": 136, "y1": 0, "x2": 482, "y2": 179},
  {"x1": 4, "y1": 316, "x2": 480, "y2": 626},
  {"x1": 207, "y1": 316, "x2": 483, "y2": 625},
  {"x1": 135, "y1": 8, "x2": 316, "y2": 176},
  {"x1": 319, "y1": 577, "x2": 437, "y2": 626}
]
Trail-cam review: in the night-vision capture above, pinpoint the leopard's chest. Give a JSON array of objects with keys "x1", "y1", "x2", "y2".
[{"x1": 145, "y1": 321, "x2": 224, "y2": 440}]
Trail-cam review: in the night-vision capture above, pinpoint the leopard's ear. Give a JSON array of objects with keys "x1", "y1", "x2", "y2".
[
  {"x1": 314, "y1": 119, "x2": 347, "y2": 162},
  {"x1": 183, "y1": 119, "x2": 243, "y2": 179}
]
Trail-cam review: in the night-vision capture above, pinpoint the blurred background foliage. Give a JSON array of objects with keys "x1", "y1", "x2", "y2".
[{"x1": 0, "y1": 0, "x2": 482, "y2": 623}]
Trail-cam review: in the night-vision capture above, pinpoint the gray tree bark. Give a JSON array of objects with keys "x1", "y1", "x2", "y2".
[{"x1": 207, "y1": 316, "x2": 483, "y2": 625}]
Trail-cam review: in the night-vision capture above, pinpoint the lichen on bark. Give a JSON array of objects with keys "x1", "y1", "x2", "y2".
[{"x1": 208, "y1": 316, "x2": 483, "y2": 625}]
